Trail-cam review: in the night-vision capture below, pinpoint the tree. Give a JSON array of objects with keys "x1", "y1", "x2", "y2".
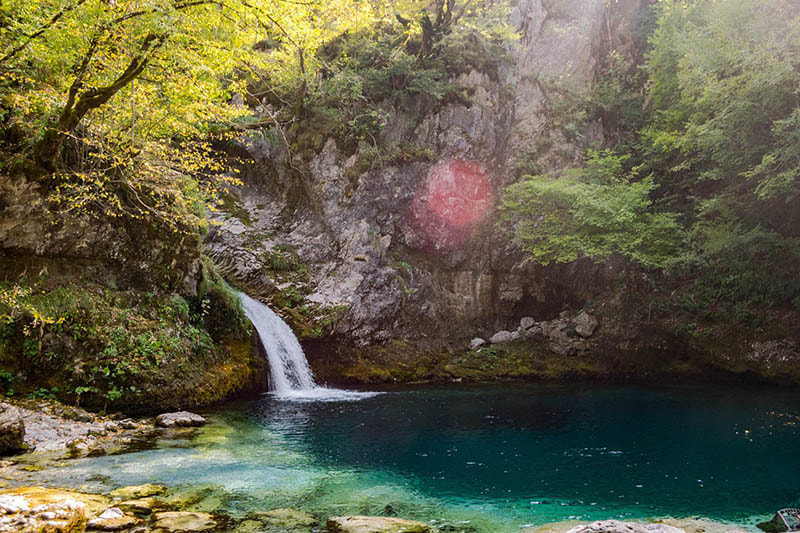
[
  {"x1": 641, "y1": 0, "x2": 800, "y2": 310},
  {"x1": 0, "y1": 0, "x2": 374, "y2": 231},
  {"x1": 500, "y1": 150, "x2": 684, "y2": 270}
]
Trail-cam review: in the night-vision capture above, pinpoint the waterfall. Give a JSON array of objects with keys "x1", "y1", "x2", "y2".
[{"x1": 239, "y1": 292, "x2": 378, "y2": 401}]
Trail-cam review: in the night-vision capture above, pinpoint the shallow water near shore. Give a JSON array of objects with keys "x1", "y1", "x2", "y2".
[{"x1": 26, "y1": 383, "x2": 800, "y2": 531}]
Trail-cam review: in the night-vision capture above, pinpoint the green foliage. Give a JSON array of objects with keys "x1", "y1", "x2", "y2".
[
  {"x1": 641, "y1": 0, "x2": 800, "y2": 313},
  {"x1": 284, "y1": 0, "x2": 515, "y2": 153},
  {"x1": 506, "y1": 0, "x2": 800, "y2": 321},
  {"x1": 197, "y1": 257, "x2": 249, "y2": 341},
  {"x1": 0, "y1": 271, "x2": 246, "y2": 408},
  {"x1": 501, "y1": 150, "x2": 684, "y2": 269}
]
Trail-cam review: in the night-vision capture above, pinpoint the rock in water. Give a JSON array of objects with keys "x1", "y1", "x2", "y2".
[
  {"x1": 566, "y1": 520, "x2": 685, "y2": 533},
  {"x1": 155, "y1": 411, "x2": 206, "y2": 428},
  {"x1": 757, "y1": 513, "x2": 791, "y2": 533},
  {"x1": 109, "y1": 484, "x2": 166, "y2": 501},
  {"x1": 87, "y1": 507, "x2": 140, "y2": 531},
  {"x1": 574, "y1": 311, "x2": 599, "y2": 338},
  {"x1": 0, "y1": 403, "x2": 24, "y2": 455},
  {"x1": 520, "y1": 317, "x2": 536, "y2": 330},
  {"x1": 327, "y1": 515, "x2": 433, "y2": 533},
  {"x1": 469, "y1": 338, "x2": 486, "y2": 350},
  {"x1": 153, "y1": 511, "x2": 217, "y2": 531},
  {"x1": 249, "y1": 508, "x2": 318, "y2": 530}
]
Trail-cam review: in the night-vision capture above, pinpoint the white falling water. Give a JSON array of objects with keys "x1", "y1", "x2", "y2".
[{"x1": 239, "y1": 292, "x2": 379, "y2": 402}]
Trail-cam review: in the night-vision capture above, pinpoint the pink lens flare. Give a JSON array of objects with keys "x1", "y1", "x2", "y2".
[{"x1": 406, "y1": 159, "x2": 494, "y2": 251}]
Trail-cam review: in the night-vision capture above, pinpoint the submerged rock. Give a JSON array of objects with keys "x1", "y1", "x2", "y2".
[
  {"x1": 109, "y1": 483, "x2": 166, "y2": 501},
  {"x1": 116, "y1": 496, "x2": 169, "y2": 516},
  {"x1": 87, "y1": 507, "x2": 140, "y2": 531},
  {"x1": 155, "y1": 411, "x2": 206, "y2": 428},
  {"x1": 565, "y1": 520, "x2": 685, "y2": 533},
  {"x1": 327, "y1": 515, "x2": 434, "y2": 533},
  {"x1": 0, "y1": 403, "x2": 24, "y2": 455},
  {"x1": 248, "y1": 508, "x2": 318, "y2": 531},
  {"x1": 520, "y1": 317, "x2": 536, "y2": 330},
  {"x1": 469, "y1": 338, "x2": 486, "y2": 350},
  {"x1": 153, "y1": 511, "x2": 218, "y2": 532}
]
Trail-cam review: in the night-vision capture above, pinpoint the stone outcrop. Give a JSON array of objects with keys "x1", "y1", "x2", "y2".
[
  {"x1": 327, "y1": 515, "x2": 434, "y2": 533},
  {"x1": 0, "y1": 402, "x2": 24, "y2": 455},
  {"x1": 155, "y1": 412, "x2": 206, "y2": 428}
]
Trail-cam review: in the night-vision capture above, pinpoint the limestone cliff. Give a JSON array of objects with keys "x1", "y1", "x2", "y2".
[
  {"x1": 207, "y1": 0, "x2": 800, "y2": 385},
  {"x1": 207, "y1": 1, "x2": 654, "y2": 356}
]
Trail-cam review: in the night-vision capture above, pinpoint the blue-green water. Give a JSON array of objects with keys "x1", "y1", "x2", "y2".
[{"x1": 31, "y1": 384, "x2": 800, "y2": 531}]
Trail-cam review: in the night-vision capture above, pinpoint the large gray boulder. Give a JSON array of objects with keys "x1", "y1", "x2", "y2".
[
  {"x1": 0, "y1": 403, "x2": 24, "y2": 455},
  {"x1": 154, "y1": 411, "x2": 206, "y2": 428},
  {"x1": 566, "y1": 520, "x2": 685, "y2": 533},
  {"x1": 469, "y1": 338, "x2": 486, "y2": 350},
  {"x1": 574, "y1": 311, "x2": 600, "y2": 338},
  {"x1": 489, "y1": 330, "x2": 519, "y2": 344}
]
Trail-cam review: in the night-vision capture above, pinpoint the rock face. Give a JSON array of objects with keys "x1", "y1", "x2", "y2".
[
  {"x1": 327, "y1": 515, "x2": 433, "y2": 533},
  {"x1": 566, "y1": 520, "x2": 686, "y2": 533},
  {"x1": 155, "y1": 411, "x2": 206, "y2": 428},
  {"x1": 0, "y1": 403, "x2": 24, "y2": 455},
  {"x1": 204, "y1": 0, "x2": 800, "y2": 385},
  {"x1": 206, "y1": 0, "x2": 642, "y2": 354}
]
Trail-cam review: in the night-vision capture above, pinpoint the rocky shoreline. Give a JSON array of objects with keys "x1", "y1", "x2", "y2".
[
  {"x1": 0, "y1": 482, "x2": 756, "y2": 533},
  {"x1": 0, "y1": 399, "x2": 764, "y2": 533}
]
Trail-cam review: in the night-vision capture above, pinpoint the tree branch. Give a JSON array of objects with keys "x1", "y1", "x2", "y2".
[{"x1": 0, "y1": 0, "x2": 89, "y2": 66}]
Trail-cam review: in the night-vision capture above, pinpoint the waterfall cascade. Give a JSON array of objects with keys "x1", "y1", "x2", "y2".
[{"x1": 239, "y1": 292, "x2": 377, "y2": 401}]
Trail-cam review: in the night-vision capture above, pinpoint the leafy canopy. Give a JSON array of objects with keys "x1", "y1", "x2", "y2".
[{"x1": 501, "y1": 150, "x2": 684, "y2": 270}]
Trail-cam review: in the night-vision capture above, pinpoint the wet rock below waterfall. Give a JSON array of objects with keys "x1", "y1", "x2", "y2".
[
  {"x1": 327, "y1": 515, "x2": 434, "y2": 533},
  {"x1": 155, "y1": 412, "x2": 206, "y2": 428}
]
